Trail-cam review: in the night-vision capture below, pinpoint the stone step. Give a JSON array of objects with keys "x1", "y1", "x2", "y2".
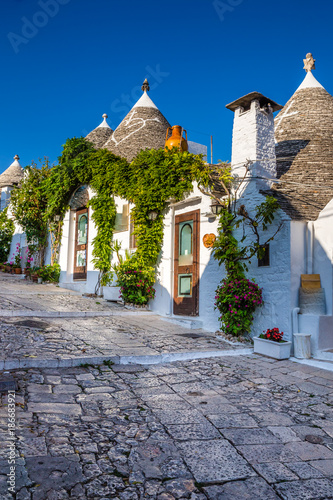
[
  {"x1": 161, "y1": 316, "x2": 204, "y2": 330},
  {"x1": 299, "y1": 288, "x2": 326, "y2": 315},
  {"x1": 314, "y1": 349, "x2": 333, "y2": 362}
]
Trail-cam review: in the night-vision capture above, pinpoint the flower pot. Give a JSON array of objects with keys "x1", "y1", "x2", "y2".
[
  {"x1": 253, "y1": 337, "x2": 292, "y2": 360},
  {"x1": 37, "y1": 277, "x2": 43, "y2": 284},
  {"x1": 32, "y1": 274, "x2": 38, "y2": 283},
  {"x1": 5, "y1": 266, "x2": 11, "y2": 272},
  {"x1": 103, "y1": 286, "x2": 121, "y2": 301},
  {"x1": 14, "y1": 267, "x2": 22, "y2": 274}
]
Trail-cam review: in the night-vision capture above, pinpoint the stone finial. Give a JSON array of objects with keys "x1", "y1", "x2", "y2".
[
  {"x1": 14, "y1": 155, "x2": 20, "y2": 161},
  {"x1": 141, "y1": 78, "x2": 150, "y2": 92},
  {"x1": 303, "y1": 53, "x2": 316, "y2": 72},
  {"x1": 102, "y1": 113, "x2": 108, "y2": 119}
]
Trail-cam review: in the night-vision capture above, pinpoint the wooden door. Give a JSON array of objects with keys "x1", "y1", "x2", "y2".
[
  {"x1": 173, "y1": 210, "x2": 200, "y2": 316},
  {"x1": 73, "y1": 207, "x2": 88, "y2": 280}
]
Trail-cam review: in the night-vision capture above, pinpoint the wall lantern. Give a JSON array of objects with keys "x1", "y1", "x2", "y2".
[
  {"x1": 210, "y1": 203, "x2": 223, "y2": 215},
  {"x1": 148, "y1": 211, "x2": 158, "y2": 221}
]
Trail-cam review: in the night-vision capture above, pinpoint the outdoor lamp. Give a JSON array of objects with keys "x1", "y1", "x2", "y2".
[
  {"x1": 210, "y1": 203, "x2": 223, "y2": 215},
  {"x1": 148, "y1": 211, "x2": 158, "y2": 221}
]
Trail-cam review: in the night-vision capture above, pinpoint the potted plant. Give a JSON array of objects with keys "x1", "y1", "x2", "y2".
[
  {"x1": 101, "y1": 270, "x2": 121, "y2": 301},
  {"x1": 253, "y1": 328, "x2": 292, "y2": 360},
  {"x1": 31, "y1": 266, "x2": 40, "y2": 283},
  {"x1": 6, "y1": 261, "x2": 13, "y2": 273}
]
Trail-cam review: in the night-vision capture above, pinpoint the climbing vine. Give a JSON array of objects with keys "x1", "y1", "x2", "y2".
[
  {"x1": 115, "y1": 147, "x2": 210, "y2": 265},
  {"x1": 43, "y1": 138, "x2": 209, "y2": 297},
  {"x1": 10, "y1": 159, "x2": 51, "y2": 266},
  {"x1": 0, "y1": 207, "x2": 14, "y2": 262},
  {"x1": 212, "y1": 161, "x2": 282, "y2": 337}
]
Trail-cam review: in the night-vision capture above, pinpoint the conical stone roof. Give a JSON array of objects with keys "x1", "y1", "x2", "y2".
[
  {"x1": 103, "y1": 80, "x2": 170, "y2": 161},
  {"x1": 0, "y1": 155, "x2": 24, "y2": 188},
  {"x1": 273, "y1": 57, "x2": 333, "y2": 221},
  {"x1": 86, "y1": 114, "x2": 113, "y2": 149}
]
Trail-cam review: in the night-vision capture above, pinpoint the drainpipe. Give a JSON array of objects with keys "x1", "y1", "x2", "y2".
[
  {"x1": 307, "y1": 221, "x2": 314, "y2": 274},
  {"x1": 292, "y1": 307, "x2": 300, "y2": 335}
]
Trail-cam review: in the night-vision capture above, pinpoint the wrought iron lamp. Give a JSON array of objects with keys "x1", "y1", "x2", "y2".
[{"x1": 210, "y1": 203, "x2": 223, "y2": 215}]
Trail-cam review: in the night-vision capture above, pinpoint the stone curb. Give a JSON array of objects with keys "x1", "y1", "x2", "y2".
[
  {"x1": 0, "y1": 291, "x2": 80, "y2": 296},
  {"x1": 0, "y1": 349, "x2": 254, "y2": 370},
  {"x1": 0, "y1": 310, "x2": 153, "y2": 318},
  {"x1": 0, "y1": 310, "x2": 119, "y2": 318}
]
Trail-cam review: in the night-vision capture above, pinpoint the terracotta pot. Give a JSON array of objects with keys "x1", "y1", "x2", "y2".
[
  {"x1": 32, "y1": 274, "x2": 38, "y2": 283},
  {"x1": 14, "y1": 267, "x2": 22, "y2": 274},
  {"x1": 165, "y1": 125, "x2": 188, "y2": 152},
  {"x1": 6, "y1": 266, "x2": 11, "y2": 272}
]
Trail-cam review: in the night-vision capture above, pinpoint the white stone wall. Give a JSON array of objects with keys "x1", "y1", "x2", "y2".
[
  {"x1": 242, "y1": 216, "x2": 292, "y2": 340},
  {"x1": 313, "y1": 198, "x2": 333, "y2": 315},
  {"x1": 290, "y1": 221, "x2": 307, "y2": 311},
  {"x1": 229, "y1": 96, "x2": 293, "y2": 339},
  {"x1": 0, "y1": 186, "x2": 12, "y2": 211},
  {"x1": 231, "y1": 100, "x2": 277, "y2": 195}
]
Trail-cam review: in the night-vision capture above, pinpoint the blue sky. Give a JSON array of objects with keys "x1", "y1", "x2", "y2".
[{"x1": 0, "y1": 0, "x2": 331, "y2": 173}]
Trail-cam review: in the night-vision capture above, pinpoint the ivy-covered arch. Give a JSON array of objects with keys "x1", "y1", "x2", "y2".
[{"x1": 43, "y1": 138, "x2": 210, "y2": 292}]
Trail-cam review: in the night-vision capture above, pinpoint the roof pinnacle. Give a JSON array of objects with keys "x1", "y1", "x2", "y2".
[
  {"x1": 303, "y1": 53, "x2": 316, "y2": 72},
  {"x1": 141, "y1": 78, "x2": 150, "y2": 93},
  {"x1": 14, "y1": 155, "x2": 20, "y2": 161}
]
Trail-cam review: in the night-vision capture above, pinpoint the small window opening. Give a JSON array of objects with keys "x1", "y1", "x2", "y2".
[{"x1": 258, "y1": 244, "x2": 270, "y2": 267}]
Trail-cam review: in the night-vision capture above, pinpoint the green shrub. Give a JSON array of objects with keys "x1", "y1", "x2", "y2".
[
  {"x1": 114, "y1": 258, "x2": 155, "y2": 305},
  {"x1": 38, "y1": 263, "x2": 61, "y2": 283}
]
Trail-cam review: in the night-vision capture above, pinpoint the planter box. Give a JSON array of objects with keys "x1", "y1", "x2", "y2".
[
  {"x1": 253, "y1": 337, "x2": 292, "y2": 360},
  {"x1": 103, "y1": 286, "x2": 121, "y2": 301}
]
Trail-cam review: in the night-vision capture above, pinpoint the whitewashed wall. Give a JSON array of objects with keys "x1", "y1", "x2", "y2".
[
  {"x1": 229, "y1": 97, "x2": 293, "y2": 339},
  {"x1": 313, "y1": 199, "x2": 333, "y2": 315}
]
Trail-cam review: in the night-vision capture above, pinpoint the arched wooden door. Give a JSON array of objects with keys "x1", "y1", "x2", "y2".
[
  {"x1": 173, "y1": 209, "x2": 200, "y2": 316},
  {"x1": 73, "y1": 207, "x2": 88, "y2": 280}
]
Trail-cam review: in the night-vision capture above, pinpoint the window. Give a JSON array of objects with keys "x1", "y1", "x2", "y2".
[
  {"x1": 114, "y1": 204, "x2": 129, "y2": 233},
  {"x1": 258, "y1": 244, "x2": 270, "y2": 267}
]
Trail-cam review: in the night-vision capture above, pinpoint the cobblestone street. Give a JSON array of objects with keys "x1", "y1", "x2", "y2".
[{"x1": 0, "y1": 275, "x2": 333, "y2": 499}]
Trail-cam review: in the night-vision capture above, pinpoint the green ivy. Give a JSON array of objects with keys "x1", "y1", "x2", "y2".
[
  {"x1": 116, "y1": 148, "x2": 209, "y2": 265},
  {"x1": 46, "y1": 139, "x2": 209, "y2": 273},
  {"x1": 0, "y1": 207, "x2": 14, "y2": 262},
  {"x1": 10, "y1": 137, "x2": 210, "y2": 300},
  {"x1": 10, "y1": 159, "x2": 51, "y2": 265}
]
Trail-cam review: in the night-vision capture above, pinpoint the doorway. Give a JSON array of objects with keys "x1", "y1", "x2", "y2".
[
  {"x1": 73, "y1": 207, "x2": 88, "y2": 280},
  {"x1": 173, "y1": 209, "x2": 200, "y2": 316}
]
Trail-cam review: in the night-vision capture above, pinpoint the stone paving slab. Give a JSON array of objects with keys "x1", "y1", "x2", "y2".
[
  {"x1": 1, "y1": 275, "x2": 333, "y2": 498},
  {"x1": 0, "y1": 355, "x2": 332, "y2": 498},
  {"x1": 0, "y1": 274, "x2": 251, "y2": 371}
]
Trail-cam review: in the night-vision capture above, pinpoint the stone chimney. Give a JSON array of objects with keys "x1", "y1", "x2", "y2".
[{"x1": 226, "y1": 92, "x2": 283, "y2": 192}]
